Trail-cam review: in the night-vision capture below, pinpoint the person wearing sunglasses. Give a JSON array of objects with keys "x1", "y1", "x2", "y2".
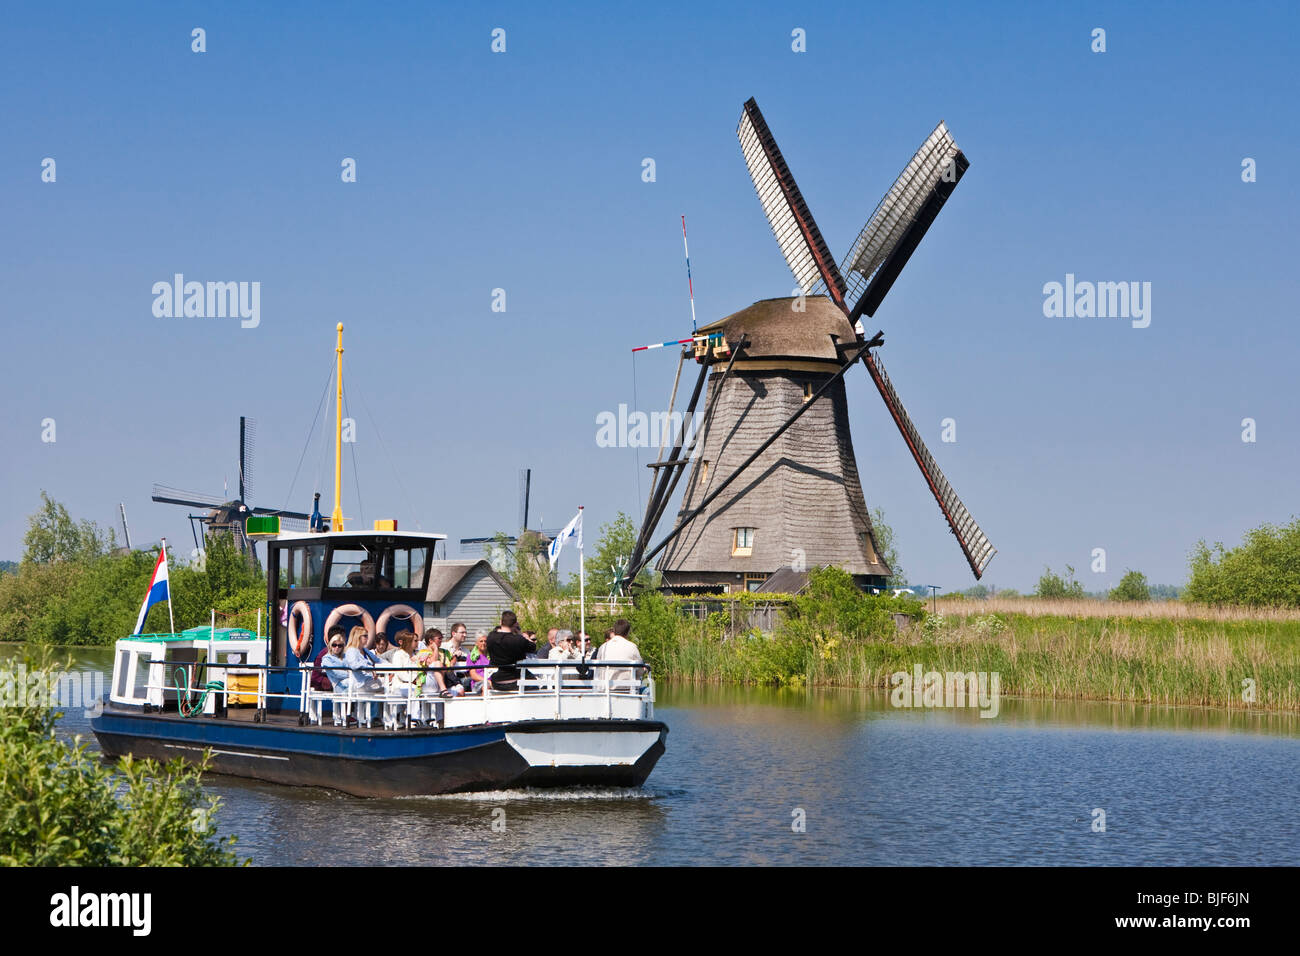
[{"x1": 315, "y1": 626, "x2": 347, "y2": 692}]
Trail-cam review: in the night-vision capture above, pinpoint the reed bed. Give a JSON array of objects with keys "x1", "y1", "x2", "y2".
[
  {"x1": 938, "y1": 596, "x2": 1300, "y2": 622},
  {"x1": 651, "y1": 608, "x2": 1300, "y2": 711}
]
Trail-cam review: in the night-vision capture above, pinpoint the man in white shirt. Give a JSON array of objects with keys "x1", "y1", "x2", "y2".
[{"x1": 594, "y1": 619, "x2": 642, "y2": 688}]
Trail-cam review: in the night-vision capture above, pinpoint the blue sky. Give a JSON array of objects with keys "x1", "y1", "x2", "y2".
[{"x1": 2, "y1": 1, "x2": 1297, "y2": 591}]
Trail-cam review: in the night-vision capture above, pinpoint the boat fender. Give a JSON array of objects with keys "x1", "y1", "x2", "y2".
[
  {"x1": 288, "y1": 601, "x2": 314, "y2": 660},
  {"x1": 324, "y1": 603, "x2": 377, "y2": 645},
  {"x1": 376, "y1": 603, "x2": 424, "y2": 639}
]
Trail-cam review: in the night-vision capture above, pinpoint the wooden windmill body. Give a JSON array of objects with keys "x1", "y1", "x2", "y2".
[
  {"x1": 657, "y1": 297, "x2": 891, "y2": 592},
  {"x1": 623, "y1": 99, "x2": 996, "y2": 595}
]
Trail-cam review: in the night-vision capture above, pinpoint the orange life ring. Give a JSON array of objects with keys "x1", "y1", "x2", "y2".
[
  {"x1": 376, "y1": 603, "x2": 423, "y2": 640},
  {"x1": 288, "y1": 601, "x2": 313, "y2": 659},
  {"x1": 324, "y1": 603, "x2": 376, "y2": 646}
]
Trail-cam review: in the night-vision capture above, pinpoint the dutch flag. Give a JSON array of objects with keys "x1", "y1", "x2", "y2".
[{"x1": 133, "y1": 541, "x2": 171, "y2": 634}]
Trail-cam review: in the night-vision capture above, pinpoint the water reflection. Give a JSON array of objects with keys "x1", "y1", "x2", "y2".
[
  {"x1": 8, "y1": 645, "x2": 1300, "y2": 865},
  {"x1": 658, "y1": 681, "x2": 1300, "y2": 738}
]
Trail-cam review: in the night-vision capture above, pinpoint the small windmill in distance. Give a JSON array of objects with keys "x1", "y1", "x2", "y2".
[
  {"x1": 459, "y1": 468, "x2": 563, "y2": 571},
  {"x1": 151, "y1": 416, "x2": 311, "y2": 566}
]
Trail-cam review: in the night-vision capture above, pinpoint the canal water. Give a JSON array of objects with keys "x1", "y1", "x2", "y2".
[{"x1": 20, "y1": 646, "x2": 1300, "y2": 866}]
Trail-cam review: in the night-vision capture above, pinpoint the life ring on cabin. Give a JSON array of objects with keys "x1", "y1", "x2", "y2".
[
  {"x1": 376, "y1": 603, "x2": 424, "y2": 640},
  {"x1": 324, "y1": 603, "x2": 377, "y2": 646},
  {"x1": 287, "y1": 601, "x2": 313, "y2": 660}
]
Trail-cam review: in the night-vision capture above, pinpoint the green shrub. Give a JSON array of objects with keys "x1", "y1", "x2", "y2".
[
  {"x1": 1109, "y1": 570, "x2": 1151, "y2": 602},
  {"x1": 1184, "y1": 519, "x2": 1300, "y2": 607},
  {"x1": 0, "y1": 648, "x2": 243, "y2": 865},
  {"x1": 1035, "y1": 565, "x2": 1084, "y2": 599}
]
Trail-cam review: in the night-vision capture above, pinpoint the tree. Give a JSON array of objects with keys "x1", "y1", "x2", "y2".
[
  {"x1": 22, "y1": 492, "x2": 114, "y2": 565},
  {"x1": 578, "y1": 512, "x2": 654, "y2": 597},
  {"x1": 1108, "y1": 570, "x2": 1150, "y2": 602},
  {"x1": 1183, "y1": 518, "x2": 1300, "y2": 606},
  {"x1": 166, "y1": 532, "x2": 266, "y2": 633},
  {"x1": 870, "y1": 507, "x2": 905, "y2": 585},
  {"x1": 1035, "y1": 565, "x2": 1084, "y2": 599}
]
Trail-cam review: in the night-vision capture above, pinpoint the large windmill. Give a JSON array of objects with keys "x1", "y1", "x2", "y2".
[
  {"x1": 151, "y1": 416, "x2": 311, "y2": 563},
  {"x1": 622, "y1": 98, "x2": 995, "y2": 593}
]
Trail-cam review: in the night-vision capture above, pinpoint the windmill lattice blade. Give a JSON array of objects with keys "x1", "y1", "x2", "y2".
[
  {"x1": 151, "y1": 484, "x2": 228, "y2": 508},
  {"x1": 250, "y1": 506, "x2": 311, "y2": 520},
  {"x1": 240, "y1": 416, "x2": 256, "y2": 503},
  {"x1": 863, "y1": 352, "x2": 996, "y2": 578},
  {"x1": 737, "y1": 98, "x2": 846, "y2": 305},
  {"x1": 839, "y1": 122, "x2": 963, "y2": 317}
]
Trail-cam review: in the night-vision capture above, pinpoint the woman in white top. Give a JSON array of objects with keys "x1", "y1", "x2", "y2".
[{"x1": 387, "y1": 631, "x2": 418, "y2": 698}]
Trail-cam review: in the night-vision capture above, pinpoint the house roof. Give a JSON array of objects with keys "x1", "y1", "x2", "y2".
[
  {"x1": 758, "y1": 567, "x2": 812, "y2": 594},
  {"x1": 425, "y1": 559, "x2": 518, "y2": 604}
]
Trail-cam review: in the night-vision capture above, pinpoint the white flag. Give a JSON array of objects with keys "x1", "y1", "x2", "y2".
[{"x1": 547, "y1": 509, "x2": 583, "y2": 570}]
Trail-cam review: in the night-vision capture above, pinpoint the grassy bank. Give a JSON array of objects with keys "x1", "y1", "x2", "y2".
[{"x1": 639, "y1": 596, "x2": 1300, "y2": 712}]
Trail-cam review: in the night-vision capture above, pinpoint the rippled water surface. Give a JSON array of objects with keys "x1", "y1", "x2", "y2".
[{"x1": 19, "y1": 646, "x2": 1300, "y2": 866}]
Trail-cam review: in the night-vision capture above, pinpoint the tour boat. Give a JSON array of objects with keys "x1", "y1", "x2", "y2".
[{"x1": 90, "y1": 326, "x2": 667, "y2": 797}]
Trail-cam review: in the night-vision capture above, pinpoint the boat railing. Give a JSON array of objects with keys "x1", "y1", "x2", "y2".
[{"x1": 137, "y1": 657, "x2": 654, "y2": 729}]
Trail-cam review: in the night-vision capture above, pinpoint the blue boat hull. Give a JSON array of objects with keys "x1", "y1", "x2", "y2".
[{"x1": 90, "y1": 705, "x2": 668, "y2": 797}]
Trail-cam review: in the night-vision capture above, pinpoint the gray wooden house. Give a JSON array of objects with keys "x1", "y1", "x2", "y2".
[{"x1": 424, "y1": 559, "x2": 517, "y2": 635}]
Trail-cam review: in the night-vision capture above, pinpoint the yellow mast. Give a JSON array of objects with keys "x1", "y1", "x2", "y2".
[{"x1": 332, "y1": 323, "x2": 345, "y2": 532}]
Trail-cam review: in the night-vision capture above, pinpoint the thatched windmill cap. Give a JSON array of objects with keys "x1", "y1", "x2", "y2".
[{"x1": 697, "y1": 295, "x2": 855, "y2": 364}]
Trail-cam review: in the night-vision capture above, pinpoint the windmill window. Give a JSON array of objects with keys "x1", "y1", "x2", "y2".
[
  {"x1": 733, "y1": 527, "x2": 755, "y2": 556},
  {"x1": 700, "y1": 460, "x2": 710, "y2": 482},
  {"x1": 802, "y1": 382, "x2": 813, "y2": 403}
]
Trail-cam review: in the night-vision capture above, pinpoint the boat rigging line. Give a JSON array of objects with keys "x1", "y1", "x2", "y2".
[{"x1": 282, "y1": 360, "x2": 337, "y2": 516}]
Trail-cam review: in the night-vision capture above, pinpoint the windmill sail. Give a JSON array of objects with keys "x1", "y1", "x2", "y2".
[
  {"x1": 833, "y1": 122, "x2": 967, "y2": 321},
  {"x1": 151, "y1": 484, "x2": 230, "y2": 509},
  {"x1": 239, "y1": 416, "x2": 256, "y2": 502},
  {"x1": 862, "y1": 350, "x2": 996, "y2": 578},
  {"x1": 737, "y1": 98, "x2": 847, "y2": 306}
]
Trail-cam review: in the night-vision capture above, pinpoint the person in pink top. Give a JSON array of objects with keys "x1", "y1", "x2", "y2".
[{"x1": 467, "y1": 631, "x2": 490, "y2": 692}]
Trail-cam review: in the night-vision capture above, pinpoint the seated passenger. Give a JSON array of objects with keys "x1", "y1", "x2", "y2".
[
  {"x1": 387, "y1": 631, "x2": 418, "y2": 699},
  {"x1": 313, "y1": 626, "x2": 346, "y2": 692},
  {"x1": 467, "y1": 631, "x2": 490, "y2": 693},
  {"x1": 321, "y1": 632, "x2": 350, "y2": 690},
  {"x1": 417, "y1": 629, "x2": 461, "y2": 698},
  {"x1": 343, "y1": 627, "x2": 384, "y2": 693},
  {"x1": 535, "y1": 627, "x2": 559, "y2": 659},
  {"x1": 373, "y1": 631, "x2": 396, "y2": 662},
  {"x1": 548, "y1": 629, "x2": 577, "y2": 661},
  {"x1": 594, "y1": 618, "x2": 644, "y2": 687}
]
